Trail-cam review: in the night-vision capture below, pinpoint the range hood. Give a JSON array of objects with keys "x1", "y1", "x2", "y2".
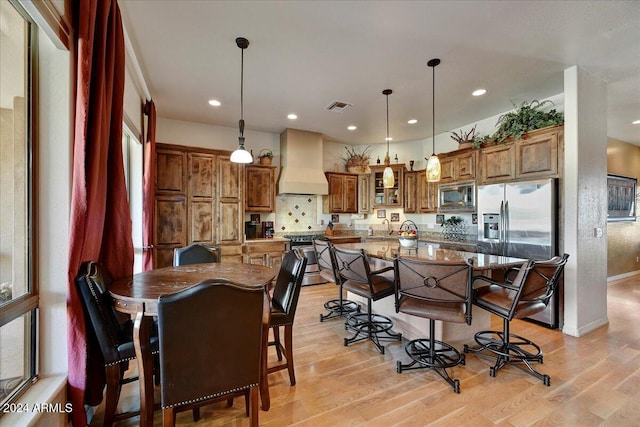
[{"x1": 277, "y1": 129, "x2": 329, "y2": 195}]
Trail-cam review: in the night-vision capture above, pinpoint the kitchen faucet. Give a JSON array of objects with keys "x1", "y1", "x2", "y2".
[{"x1": 382, "y1": 219, "x2": 393, "y2": 235}]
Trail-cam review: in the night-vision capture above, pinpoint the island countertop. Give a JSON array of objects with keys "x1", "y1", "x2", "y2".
[{"x1": 333, "y1": 241, "x2": 527, "y2": 270}]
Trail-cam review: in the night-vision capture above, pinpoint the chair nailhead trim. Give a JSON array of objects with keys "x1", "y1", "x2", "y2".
[
  {"x1": 105, "y1": 350, "x2": 159, "y2": 367},
  {"x1": 161, "y1": 383, "x2": 257, "y2": 409}
]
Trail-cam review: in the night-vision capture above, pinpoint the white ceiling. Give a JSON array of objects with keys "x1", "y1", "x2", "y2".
[{"x1": 119, "y1": 0, "x2": 640, "y2": 146}]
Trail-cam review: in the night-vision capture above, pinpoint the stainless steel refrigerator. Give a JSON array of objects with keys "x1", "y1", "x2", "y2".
[{"x1": 476, "y1": 178, "x2": 559, "y2": 328}]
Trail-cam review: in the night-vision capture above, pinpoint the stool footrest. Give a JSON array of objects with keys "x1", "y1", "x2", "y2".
[{"x1": 397, "y1": 338, "x2": 464, "y2": 393}]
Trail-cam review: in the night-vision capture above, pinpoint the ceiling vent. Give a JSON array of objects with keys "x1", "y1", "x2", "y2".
[{"x1": 325, "y1": 100, "x2": 352, "y2": 113}]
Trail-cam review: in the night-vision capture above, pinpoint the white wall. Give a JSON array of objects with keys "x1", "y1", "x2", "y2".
[{"x1": 37, "y1": 17, "x2": 70, "y2": 377}]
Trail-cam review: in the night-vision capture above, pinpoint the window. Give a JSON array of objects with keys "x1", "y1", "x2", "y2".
[
  {"x1": 122, "y1": 125, "x2": 144, "y2": 273},
  {"x1": 0, "y1": 0, "x2": 38, "y2": 408}
]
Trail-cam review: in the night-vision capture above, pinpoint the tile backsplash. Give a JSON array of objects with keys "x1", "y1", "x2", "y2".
[{"x1": 275, "y1": 195, "x2": 322, "y2": 232}]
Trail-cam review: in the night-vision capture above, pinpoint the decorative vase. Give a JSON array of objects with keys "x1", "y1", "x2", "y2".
[
  {"x1": 259, "y1": 156, "x2": 272, "y2": 165},
  {"x1": 347, "y1": 165, "x2": 370, "y2": 174}
]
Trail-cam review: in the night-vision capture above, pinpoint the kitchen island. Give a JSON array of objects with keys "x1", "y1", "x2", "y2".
[{"x1": 332, "y1": 240, "x2": 528, "y2": 342}]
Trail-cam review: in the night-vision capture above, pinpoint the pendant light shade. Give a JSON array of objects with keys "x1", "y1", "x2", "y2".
[
  {"x1": 426, "y1": 58, "x2": 441, "y2": 182},
  {"x1": 382, "y1": 89, "x2": 395, "y2": 189},
  {"x1": 230, "y1": 37, "x2": 253, "y2": 164}
]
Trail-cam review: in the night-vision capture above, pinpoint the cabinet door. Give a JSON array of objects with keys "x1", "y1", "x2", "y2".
[
  {"x1": 245, "y1": 253, "x2": 266, "y2": 265},
  {"x1": 417, "y1": 171, "x2": 437, "y2": 212},
  {"x1": 404, "y1": 171, "x2": 418, "y2": 213},
  {"x1": 266, "y1": 251, "x2": 284, "y2": 271},
  {"x1": 217, "y1": 155, "x2": 243, "y2": 245},
  {"x1": 358, "y1": 174, "x2": 371, "y2": 213},
  {"x1": 188, "y1": 153, "x2": 216, "y2": 244},
  {"x1": 439, "y1": 157, "x2": 455, "y2": 182},
  {"x1": 327, "y1": 173, "x2": 346, "y2": 212},
  {"x1": 343, "y1": 174, "x2": 358, "y2": 213},
  {"x1": 479, "y1": 144, "x2": 516, "y2": 184},
  {"x1": 456, "y1": 151, "x2": 476, "y2": 181},
  {"x1": 371, "y1": 165, "x2": 404, "y2": 208},
  {"x1": 154, "y1": 195, "x2": 187, "y2": 268},
  {"x1": 156, "y1": 148, "x2": 186, "y2": 193},
  {"x1": 516, "y1": 131, "x2": 559, "y2": 179},
  {"x1": 245, "y1": 165, "x2": 275, "y2": 212}
]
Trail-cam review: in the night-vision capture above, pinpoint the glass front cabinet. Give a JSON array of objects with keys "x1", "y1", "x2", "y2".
[{"x1": 370, "y1": 164, "x2": 405, "y2": 208}]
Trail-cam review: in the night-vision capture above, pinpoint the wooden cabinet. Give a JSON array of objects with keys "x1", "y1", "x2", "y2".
[
  {"x1": 479, "y1": 126, "x2": 562, "y2": 184},
  {"x1": 440, "y1": 150, "x2": 477, "y2": 183},
  {"x1": 403, "y1": 171, "x2": 418, "y2": 213},
  {"x1": 358, "y1": 173, "x2": 372, "y2": 214},
  {"x1": 417, "y1": 170, "x2": 438, "y2": 212},
  {"x1": 243, "y1": 240, "x2": 288, "y2": 270},
  {"x1": 153, "y1": 144, "x2": 243, "y2": 268},
  {"x1": 245, "y1": 165, "x2": 276, "y2": 212},
  {"x1": 323, "y1": 172, "x2": 358, "y2": 213},
  {"x1": 371, "y1": 164, "x2": 405, "y2": 208},
  {"x1": 515, "y1": 128, "x2": 561, "y2": 179}
]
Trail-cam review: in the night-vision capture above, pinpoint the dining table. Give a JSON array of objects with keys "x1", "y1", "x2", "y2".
[{"x1": 110, "y1": 263, "x2": 277, "y2": 427}]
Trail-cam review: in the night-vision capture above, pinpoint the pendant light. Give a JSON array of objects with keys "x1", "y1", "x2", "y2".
[
  {"x1": 426, "y1": 58, "x2": 441, "y2": 182},
  {"x1": 382, "y1": 89, "x2": 394, "y2": 188},
  {"x1": 230, "y1": 37, "x2": 253, "y2": 164}
]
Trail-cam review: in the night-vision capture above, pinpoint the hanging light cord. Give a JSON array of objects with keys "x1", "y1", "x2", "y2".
[
  {"x1": 386, "y1": 93, "x2": 390, "y2": 160},
  {"x1": 239, "y1": 45, "x2": 245, "y2": 138},
  {"x1": 432, "y1": 62, "x2": 435, "y2": 155}
]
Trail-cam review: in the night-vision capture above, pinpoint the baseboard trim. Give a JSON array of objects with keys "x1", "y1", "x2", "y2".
[{"x1": 607, "y1": 270, "x2": 640, "y2": 283}]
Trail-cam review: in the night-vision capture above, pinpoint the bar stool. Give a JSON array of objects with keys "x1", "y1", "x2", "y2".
[{"x1": 314, "y1": 239, "x2": 360, "y2": 321}]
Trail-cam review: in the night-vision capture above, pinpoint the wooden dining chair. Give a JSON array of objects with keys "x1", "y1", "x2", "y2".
[
  {"x1": 157, "y1": 279, "x2": 267, "y2": 427},
  {"x1": 268, "y1": 248, "x2": 307, "y2": 385},
  {"x1": 75, "y1": 261, "x2": 159, "y2": 426}
]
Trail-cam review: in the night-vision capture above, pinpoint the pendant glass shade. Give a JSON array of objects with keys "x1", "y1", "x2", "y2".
[
  {"x1": 426, "y1": 58, "x2": 441, "y2": 182},
  {"x1": 231, "y1": 37, "x2": 253, "y2": 164},
  {"x1": 383, "y1": 165, "x2": 395, "y2": 188},
  {"x1": 426, "y1": 154, "x2": 441, "y2": 182}
]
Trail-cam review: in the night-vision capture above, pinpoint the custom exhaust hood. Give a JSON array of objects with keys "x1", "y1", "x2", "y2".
[{"x1": 277, "y1": 128, "x2": 329, "y2": 195}]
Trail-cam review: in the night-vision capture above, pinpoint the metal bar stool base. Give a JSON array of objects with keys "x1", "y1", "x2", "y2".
[
  {"x1": 319, "y1": 299, "x2": 360, "y2": 322},
  {"x1": 344, "y1": 312, "x2": 402, "y2": 354},
  {"x1": 464, "y1": 330, "x2": 550, "y2": 386},
  {"x1": 397, "y1": 338, "x2": 464, "y2": 394}
]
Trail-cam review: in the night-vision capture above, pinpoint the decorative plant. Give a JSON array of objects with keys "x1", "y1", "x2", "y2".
[
  {"x1": 492, "y1": 100, "x2": 564, "y2": 143},
  {"x1": 472, "y1": 134, "x2": 494, "y2": 149},
  {"x1": 450, "y1": 124, "x2": 478, "y2": 144},
  {"x1": 342, "y1": 145, "x2": 372, "y2": 170},
  {"x1": 258, "y1": 149, "x2": 273, "y2": 158},
  {"x1": 442, "y1": 216, "x2": 464, "y2": 227}
]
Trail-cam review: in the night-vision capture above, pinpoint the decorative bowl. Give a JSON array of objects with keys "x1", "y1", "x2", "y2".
[{"x1": 398, "y1": 235, "x2": 418, "y2": 248}]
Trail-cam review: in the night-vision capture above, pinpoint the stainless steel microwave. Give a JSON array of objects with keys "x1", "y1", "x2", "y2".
[{"x1": 438, "y1": 181, "x2": 476, "y2": 211}]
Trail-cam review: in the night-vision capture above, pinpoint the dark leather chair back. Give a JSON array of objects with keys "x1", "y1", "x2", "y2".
[
  {"x1": 512, "y1": 254, "x2": 569, "y2": 319},
  {"x1": 271, "y1": 249, "x2": 307, "y2": 326},
  {"x1": 75, "y1": 261, "x2": 129, "y2": 365},
  {"x1": 332, "y1": 246, "x2": 395, "y2": 300},
  {"x1": 173, "y1": 243, "x2": 221, "y2": 266},
  {"x1": 313, "y1": 239, "x2": 336, "y2": 283},
  {"x1": 157, "y1": 279, "x2": 266, "y2": 410},
  {"x1": 394, "y1": 257, "x2": 474, "y2": 325}
]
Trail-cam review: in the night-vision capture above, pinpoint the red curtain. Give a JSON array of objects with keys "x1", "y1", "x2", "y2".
[
  {"x1": 67, "y1": 0, "x2": 133, "y2": 425},
  {"x1": 142, "y1": 100, "x2": 156, "y2": 271}
]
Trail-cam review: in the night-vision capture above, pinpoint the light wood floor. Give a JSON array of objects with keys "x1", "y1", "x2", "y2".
[{"x1": 92, "y1": 274, "x2": 640, "y2": 426}]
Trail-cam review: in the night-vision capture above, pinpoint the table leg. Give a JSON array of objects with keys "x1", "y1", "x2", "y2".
[
  {"x1": 260, "y1": 295, "x2": 271, "y2": 411},
  {"x1": 133, "y1": 312, "x2": 154, "y2": 426}
]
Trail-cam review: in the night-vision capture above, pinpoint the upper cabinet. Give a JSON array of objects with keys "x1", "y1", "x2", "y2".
[
  {"x1": 439, "y1": 149, "x2": 477, "y2": 183},
  {"x1": 370, "y1": 164, "x2": 405, "y2": 208},
  {"x1": 245, "y1": 165, "x2": 276, "y2": 212},
  {"x1": 323, "y1": 172, "x2": 358, "y2": 214},
  {"x1": 479, "y1": 126, "x2": 563, "y2": 184},
  {"x1": 403, "y1": 171, "x2": 418, "y2": 213},
  {"x1": 417, "y1": 170, "x2": 438, "y2": 213}
]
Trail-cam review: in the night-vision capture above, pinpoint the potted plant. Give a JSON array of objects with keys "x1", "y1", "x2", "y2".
[
  {"x1": 492, "y1": 99, "x2": 564, "y2": 144},
  {"x1": 258, "y1": 149, "x2": 273, "y2": 165},
  {"x1": 450, "y1": 124, "x2": 478, "y2": 149},
  {"x1": 342, "y1": 145, "x2": 372, "y2": 174}
]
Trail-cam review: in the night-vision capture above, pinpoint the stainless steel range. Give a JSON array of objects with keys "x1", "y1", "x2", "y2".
[{"x1": 283, "y1": 233, "x2": 327, "y2": 286}]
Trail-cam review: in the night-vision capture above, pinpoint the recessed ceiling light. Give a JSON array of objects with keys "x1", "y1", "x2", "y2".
[
  {"x1": 472, "y1": 89, "x2": 487, "y2": 97},
  {"x1": 633, "y1": 119, "x2": 640, "y2": 125},
  {"x1": 287, "y1": 113, "x2": 298, "y2": 120},
  {"x1": 347, "y1": 125, "x2": 357, "y2": 131},
  {"x1": 208, "y1": 99, "x2": 221, "y2": 106},
  {"x1": 385, "y1": 137, "x2": 393, "y2": 141},
  {"x1": 408, "y1": 119, "x2": 418, "y2": 124}
]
